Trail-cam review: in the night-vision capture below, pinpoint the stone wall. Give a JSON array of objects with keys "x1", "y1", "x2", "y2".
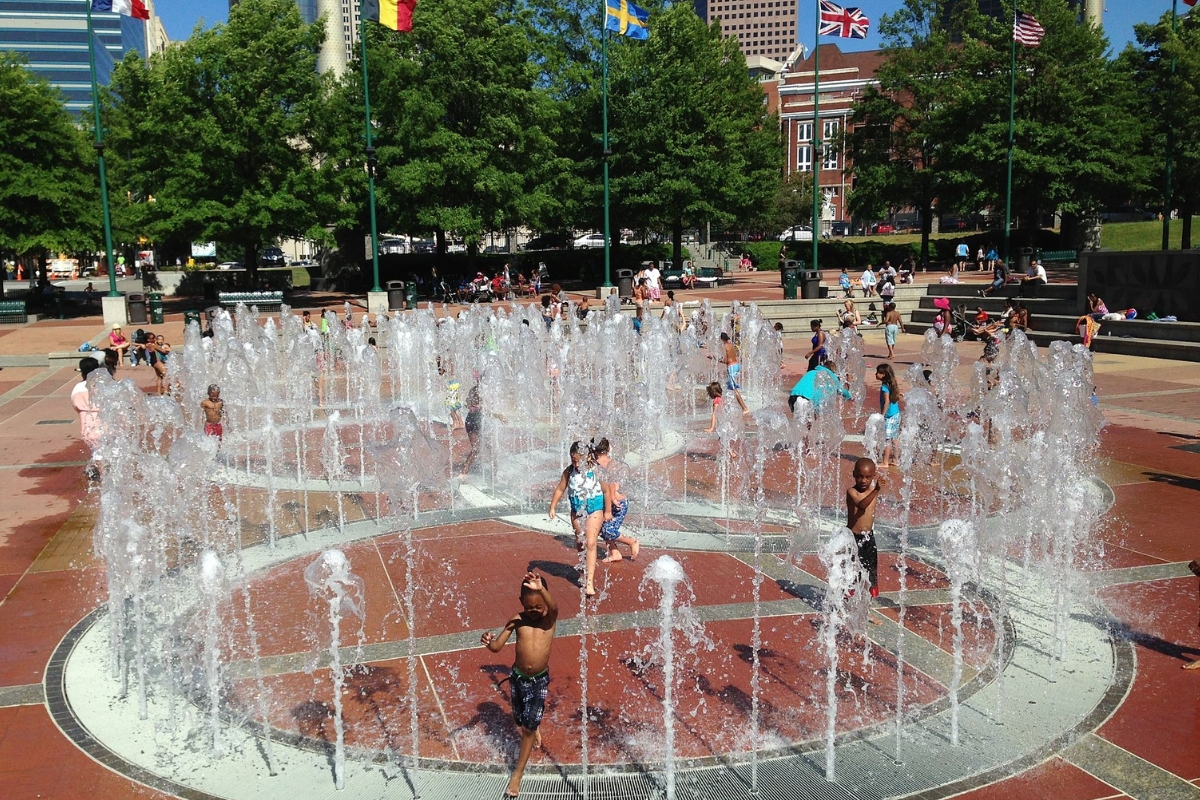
[{"x1": 1080, "y1": 250, "x2": 1200, "y2": 322}]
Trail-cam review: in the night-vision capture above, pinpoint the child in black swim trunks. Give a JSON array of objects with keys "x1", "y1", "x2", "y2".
[{"x1": 482, "y1": 571, "x2": 558, "y2": 797}]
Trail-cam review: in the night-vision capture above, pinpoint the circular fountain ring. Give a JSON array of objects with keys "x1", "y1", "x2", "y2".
[{"x1": 48, "y1": 478, "x2": 1128, "y2": 800}]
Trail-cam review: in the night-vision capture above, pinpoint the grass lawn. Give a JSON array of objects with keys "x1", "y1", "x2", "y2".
[
  {"x1": 828, "y1": 219, "x2": 1199, "y2": 251},
  {"x1": 1100, "y1": 219, "x2": 1200, "y2": 251}
]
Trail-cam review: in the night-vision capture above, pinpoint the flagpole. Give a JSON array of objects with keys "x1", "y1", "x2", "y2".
[
  {"x1": 360, "y1": 16, "x2": 381, "y2": 294},
  {"x1": 602, "y1": 24, "x2": 612, "y2": 288},
  {"x1": 1162, "y1": 0, "x2": 1178, "y2": 251},
  {"x1": 811, "y1": 1, "x2": 820, "y2": 274},
  {"x1": 1003, "y1": 19, "x2": 1016, "y2": 271},
  {"x1": 87, "y1": 5, "x2": 118, "y2": 298}
]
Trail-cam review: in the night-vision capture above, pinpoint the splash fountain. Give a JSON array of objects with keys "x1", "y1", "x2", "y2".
[{"x1": 54, "y1": 300, "x2": 1121, "y2": 800}]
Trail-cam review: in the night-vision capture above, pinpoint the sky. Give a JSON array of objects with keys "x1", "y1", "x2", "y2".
[{"x1": 160, "y1": 1, "x2": 1184, "y2": 56}]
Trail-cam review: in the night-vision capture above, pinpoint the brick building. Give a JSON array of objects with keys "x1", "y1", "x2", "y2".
[{"x1": 776, "y1": 43, "x2": 883, "y2": 230}]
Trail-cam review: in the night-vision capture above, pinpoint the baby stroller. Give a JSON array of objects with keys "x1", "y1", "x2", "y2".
[{"x1": 949, "y1": 306, "x2": 970, "y2": 342}]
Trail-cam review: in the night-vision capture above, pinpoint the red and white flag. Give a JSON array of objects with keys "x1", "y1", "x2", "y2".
[
  {"x1": 91, "y1": 0, "x2": 150, "y2": 20},
  {"x1": 818, "y1": 0, "x2": 870, "y2": 40},
  {"x1": 1014, "y1": 11, "x2": 1045, "y2": 47}
]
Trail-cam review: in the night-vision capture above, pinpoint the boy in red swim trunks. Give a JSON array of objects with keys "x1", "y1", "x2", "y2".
[
  {"x1": 481, "y1": 571, "x2": 558, "y2": 797},
  {"x1": 201, "y1": 384, "x2": 224, "y2": 439}
]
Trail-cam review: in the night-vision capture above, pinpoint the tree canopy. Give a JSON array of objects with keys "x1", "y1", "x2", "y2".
[
  {"x1": 607, "y1": 2, "x2": 781, "y2": 266},
  {"x1": 0, "y1": 54, "x2": 98, "y2": 272},
  {"x1": 848, "y1": 0, "x2": 1148, "y2": 255},
  {"x1": 103, "y1": 0, "x2": 337, "y2": 279}
]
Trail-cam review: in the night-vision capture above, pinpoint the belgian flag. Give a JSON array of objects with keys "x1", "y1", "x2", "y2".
[{"x1": 361, "y1": 0, "x2": 417, "y2": 32}]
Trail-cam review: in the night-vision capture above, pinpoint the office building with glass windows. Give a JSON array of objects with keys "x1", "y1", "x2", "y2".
[
  {"x1": 0, "y1": 0, "x2": 160, "y2": 113},
  {"x1": 693, "y1": 0, "x2": 798, "y2": 62}
]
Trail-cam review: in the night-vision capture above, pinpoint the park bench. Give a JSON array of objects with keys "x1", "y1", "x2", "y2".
[
  {"x1": 218, "y1": 291, "x2": 284, "y2": 312},
  {"x1": 1040, "y1": 250, "x2": 1078, "y2": 264},
  {"x1": 661, "y1": 269, "x2": 685, "y2": 287},
  {"x1": 696, "y1": 267, "x2": 733, "y2": 287},
  {"x1": 0, "y1": 299, "x2": 28, "y2": 323}
]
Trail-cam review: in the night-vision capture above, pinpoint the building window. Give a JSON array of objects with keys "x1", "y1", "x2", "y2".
[
  {"x1": 823, "y1": 119, "x2": 839, "y2": 140},
  {"x1": 796, "y1": 122, "x2": 812, "y2": 142},
  {"x1": 822, "y1": 144, "x2": 838, "y2": 171},
  {"x1": 797, "y1": 146, "x2": 813, "y2": 173}
]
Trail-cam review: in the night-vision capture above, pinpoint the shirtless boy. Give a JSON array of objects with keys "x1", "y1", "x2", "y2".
[
  {"x1": 847, "y1": 457, "x2": 885, "y2": 617},
  {"x1": 714, "y1": 331, "x2": 749, "y2": 413},
  {"x1": 201, "y1": 384, "x2": 224, "y2": 439},
  {"x1": 481, "y1": 571, "x2": 559, "y2": 797}
]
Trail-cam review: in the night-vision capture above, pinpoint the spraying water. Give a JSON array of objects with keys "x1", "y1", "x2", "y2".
[{"x1": 304, "y1": 549, "x2": 365, "y2": 791}]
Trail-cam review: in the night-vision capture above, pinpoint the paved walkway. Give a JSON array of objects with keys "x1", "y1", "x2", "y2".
[{"x1": 0, "y1": 294, "x2": 1197, "y2": 799}]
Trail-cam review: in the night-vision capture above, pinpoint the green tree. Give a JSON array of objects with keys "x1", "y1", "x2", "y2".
[
  {"x1": 337, "y1": 0, "x2": 568, "y2": 261},
  {"x1": 939, "y1": 0, "x2": 1145, "y2": 250},
  {"x1": 757, "y1": 171, "x2": 813, "y2": 234},
  {"x1": 847, "y1": 0, "x2": 964, "y2": 269},
  {"x1": 103, "y1": 0, "x2": 336, "y2": 282},
  {"x1": 1120, "y1": 8, "x2": 1200, "y2": 248},
  {"x1": 0, "y1": 54, "x2": 98, "y2": 287},
  {"x1": 607, "y1": 3, "x2": 781, "y2": 268}
]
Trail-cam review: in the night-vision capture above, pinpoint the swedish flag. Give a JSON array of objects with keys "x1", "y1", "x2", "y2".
[{"x1": 605, "y1": 0, "x2": 650, "y2": 39}]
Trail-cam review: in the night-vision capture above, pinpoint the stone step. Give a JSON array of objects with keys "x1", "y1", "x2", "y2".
[
  {"x1": 923, "y1": 282, "x2": 1079, "y2": 301},
  {"x1": 906, "y1": 321, "x2": 1200, "y2": 362}
]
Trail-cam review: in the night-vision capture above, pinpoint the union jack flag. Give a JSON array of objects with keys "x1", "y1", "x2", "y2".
[{"x1": 818, "y1": 0, "x2": 870, "y2": 40}]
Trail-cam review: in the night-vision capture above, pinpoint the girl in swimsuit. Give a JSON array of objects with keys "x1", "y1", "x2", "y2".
[
  {"x1": 548, "y1": 441, "x2": 605, "y2": 597},
  {"x1": 805, "y1": 319, "x2": 828, "y2": 372}
]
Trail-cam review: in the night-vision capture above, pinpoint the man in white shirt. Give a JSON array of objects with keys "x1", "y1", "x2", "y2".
[
  {"x1": 645, "y1": 263, "x2": 662, "y2": 302},
  {"x1": 1025, "y1": 259, "x2": 1047, "y2": 284}
]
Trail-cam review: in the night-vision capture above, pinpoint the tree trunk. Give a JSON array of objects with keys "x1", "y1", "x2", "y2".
[
  {"x1": 1182, "y1": 200, "x2": 1194, "y2": 250},
  {"x1": 435, "y1": 229, "x2": 446, "y2": 276},
  {"x1": 919, "y1": 204, "x2": 932, "y2": 271},
  {"x1": 672, "y1": 218, "x2": 683, "y2": 271},
  {"x1": 244, "y1": 243, "x2": 258, "y2": 290}
]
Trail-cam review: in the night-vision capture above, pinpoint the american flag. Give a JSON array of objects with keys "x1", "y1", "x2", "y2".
[
  {"x1": 818, "y1": 0, "x2": 870, "y2": 40},
  {"x1": 1013, "y1": 11, "x2": 1045, "y2": 47}
]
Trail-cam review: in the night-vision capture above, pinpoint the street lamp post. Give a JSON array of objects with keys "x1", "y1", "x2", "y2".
[{"x1": 86, "y1": 5, "x2": 118, "y2": 298}]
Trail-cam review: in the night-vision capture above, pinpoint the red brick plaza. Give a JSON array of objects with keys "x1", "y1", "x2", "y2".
[{"x1": 0, "y1": 275, "x2": 1197, "y2": 800}]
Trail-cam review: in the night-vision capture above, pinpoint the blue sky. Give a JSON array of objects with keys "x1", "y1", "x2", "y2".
[{"x1": 160, "y1": 1, "x2": 1184, "y2": 55}]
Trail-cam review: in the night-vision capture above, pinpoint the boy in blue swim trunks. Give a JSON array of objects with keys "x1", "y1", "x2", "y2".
[
  {"x1": 593, "y1": 438, "x2": 641, "y2": 563},
  {"x1": 482, "y1": 571, "x2": 558, "y2": 797},
  {"x1": 714, "y1": 331, "x2": 749, "y2": 413}
]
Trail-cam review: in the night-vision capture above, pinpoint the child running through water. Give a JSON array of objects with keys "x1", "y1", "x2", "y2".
[
  {"x1": 201, "y1": 384, "x2": 224, "y2": 439},
  {"x1": 548, "y1": 441, "x2": 605, "y2": 597},
  {"x1": 592, "y1": 438, "x2": 641, "y2": 563},
  {"x1": 481, "y1": 571, "x2": 558, "y2": 797},
  {"x1": 847, "y1": 457, "x2": 885, "y2": 619},
  {"x1": 875, "y1": 363, "x2": 902, "y2": 468}
]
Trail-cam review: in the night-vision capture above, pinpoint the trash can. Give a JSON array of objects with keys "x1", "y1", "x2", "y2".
[
  {"x1": 782, "y1": 259, "x2": 800, "y2": 299},
  {"x1": 800, "y1": 266, "x2": 822, "y2": 300},
  {"x1": 184, "y1": 309, "x2": 202, "y2": 329},
  {"x1": 405, "y1": 281, "x2": 419, "y2": 310},
  {"x1": 148, "y1": 292, "x2": 164, "y2": 324},
  {"x1": 53, "y1": 286, "x2": 66, "y2": 320},
  {"x1": 617, "y1": 269, "x2": 635, "y2": 300},
  {"x1": 386, "y1": 280, "x2": 405, "y2": 311},
  {"x1": 1016, "y1": 247, "x2": 1033, "y2": 276},
  {"x1": 127, "y1": 292, "x2": 148, "y2": 324},
  {"x1": 203, "y1": 280, "x2": 218, "y2": 304}
]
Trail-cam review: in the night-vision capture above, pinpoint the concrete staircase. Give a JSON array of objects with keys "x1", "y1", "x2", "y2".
[{"x1": 905, "y1": 283, "x2": 1200, "y2": 362}]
